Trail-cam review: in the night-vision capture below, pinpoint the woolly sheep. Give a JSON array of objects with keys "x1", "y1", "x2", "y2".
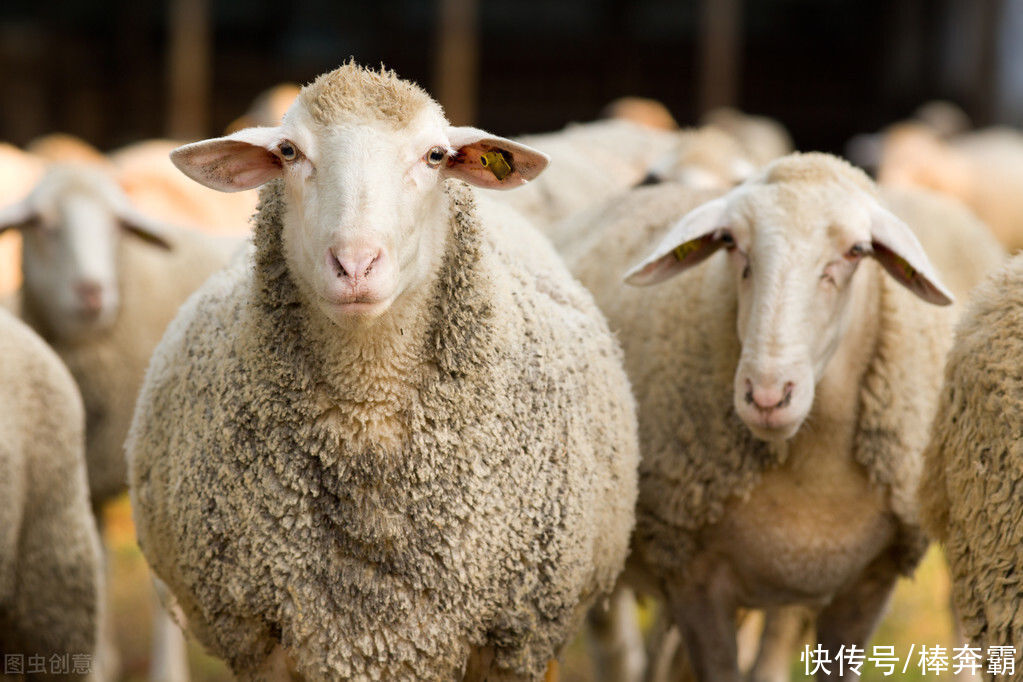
[
  {"x1": 878, "y1": 125, "x2": 1023, "y2": 251},
  {"x1": 569, "y1": 153, "x2": 961, "y2": 682},
  {"x1": 127, "y1": 62, "x2": 639, "y2": 681},
  {"x1": 919, "y1": 255, "x2": 1023, "y2": 680},
  {"x1": 0, "y1": 307, "x2": 104, "y2": 681},
  {"x1": 701, "y1": 107, "x2": 793, "y2": 167},
  {"x1": 636, "y1": 126, "x2": 756, "y2": 190}
]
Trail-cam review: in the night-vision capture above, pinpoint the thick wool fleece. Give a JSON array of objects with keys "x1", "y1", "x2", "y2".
[
  {"x1": 20, "y1": 228, "x2": 236, "y2": 506},
  {"x1": 0, "y1": 309, "x2": 102, "y2": 678},
  {"x1": 568, "y1": 177, "x2": 957, "y2": 584},
  {"x1": 128, "y1": 179, "x2": 638, "y2": 681},
  {"x1": 920, "y1": 255, "x2": 1023, "y2": 677}
]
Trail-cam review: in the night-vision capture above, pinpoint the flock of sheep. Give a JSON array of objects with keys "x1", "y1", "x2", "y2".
[{"x1": 2, "y1": 60, "x2": 1023, "y2": 682}]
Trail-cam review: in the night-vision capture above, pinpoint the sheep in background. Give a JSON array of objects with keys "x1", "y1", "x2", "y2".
[
  {"x1": 601, "y1": 96, "x2": 679, "y2": 131},
  {"x1": 128, "y1": 62, "x2": 639, "y2": 681},
  {"x1": 496, "y1": 119, "x2": 676, "y2": 233},
  {"x1": 109, "y1": 139, "x2": 256, "y2": 236},
  {"x1": 225, "y1": 82, "x2": 301, "y2": 133},
  {"x1": 877, "y1": 124, "x2": 1023, "y2": 251},
  {"x1": 0, "y1": 162, "x2": 239, "y2": 682},
  {"x1": 701, "y1": 107, "x2": 793, "y2": 166},
  {"x1": 0, "y1": 307, "x2": 104, "y2": 682},
  {"x1": 570, "y1": 153, "x2": 962, "y2": 682},
  {"x1": 0, "y1": 143, "x2": 44, "y2": 297},
  {"x1": 919, "y1": 255, "x2": 1023, "y2": 681}
]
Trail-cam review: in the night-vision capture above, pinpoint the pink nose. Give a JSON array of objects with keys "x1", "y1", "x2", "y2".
[
  {"x1": 744, "y1": 379, "x2": 795, "y2": 413},
  {"x1": 75, "y1": 280, "x2": 103, "y2": 314},
  {"x1": 329, "y1": 247, "x2": 383, "y2": 286}
]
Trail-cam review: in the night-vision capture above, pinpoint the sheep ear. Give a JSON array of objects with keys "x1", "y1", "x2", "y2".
[
  {"x1": 0, "y1": 198, "x2": 36, "y2": 234},
  {"x1": 869, "y1": 204, "x2": 954, "y2": 306},
  {"x1": 624, "y1": 197, "x2": 731, "y2": 286},
  {"x1": 443, "y1": 127, "x2": 549, "y2": 190},
  {"x1": 171, "y1": 127, "x2": 283, "y2": 193},
  {"x1": 114, "y1": 200, "x2": 174, "y2": 250}
]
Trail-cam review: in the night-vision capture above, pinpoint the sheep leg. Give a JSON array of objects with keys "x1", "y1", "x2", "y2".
[
  {"x1": 814, "y1": 555, "x2": 899, "y2": 682},
  {"x1": 667, "y1": 566, "x2": 741, "y2": 682},
  {"x1": 749, "y1": 606, "x2": 812, "y2": 682},
  {"x1": 586, "y1": 583, "x2": 646, "y2": 682},
  {"x1": 147, "y1": 582, "x2": 190, "y2": 682}
]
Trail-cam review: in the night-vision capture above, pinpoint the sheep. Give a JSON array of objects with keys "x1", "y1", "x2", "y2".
[
  {"x1": 0, "y1": 306, "x2": 104, "y2": 682},
  {"x1": 636, "y1": 127, "x2": 756, "y2": 191},
  {"x1": 701, "y1": 107, "x2": 793, "y2": 167},
  {"x1": 568, "y1": 152, "x2": 964, "y2": 682},
  {"x1": 0, "y1": 162, "x2": 238, "y2": 682},
  {"x1": 877, "y1": 124, "x2": 1023, "y2": 252},
  {"x1": 127, "y1": 62, "x2": 639, "y2": 681},
  {"x1": 919, "y1": 255, "x2": 1023, "y2": 680}
]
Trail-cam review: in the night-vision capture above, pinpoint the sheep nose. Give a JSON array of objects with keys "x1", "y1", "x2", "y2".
[
  {"x1": 75, "y1": 280, "x2": 103, "y2": 313},
  {"x1": 329, "y1": 247, "x2": 383, "y2": 286},
  {"x1": 744, "y1": 379, "x2": 795, "y2": 413}
]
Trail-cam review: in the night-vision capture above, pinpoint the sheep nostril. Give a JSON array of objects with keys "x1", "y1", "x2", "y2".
[
  {"x1": 780, "y1": 382, "x2": 795, "y2": 408},
  {"x1": 744, "y1": 379, "x2": 754, "y2": 405},
  {"x1": 330, "y1": 251, "x2": 348, "y2": 279}
]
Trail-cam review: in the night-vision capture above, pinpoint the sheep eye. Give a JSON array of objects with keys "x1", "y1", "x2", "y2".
[
  {"x1": 847, "y1": 242, "x2": 871, "y2": 259},
  {"x1": 718, "y1": 231, "x2": 735, "y2": 247},
  {"x1": 426, "y1": 146, "x2": 448, "y2": 167},
  {"x1": 278, "y1": 141, "x2": 299, "y2": 162}
]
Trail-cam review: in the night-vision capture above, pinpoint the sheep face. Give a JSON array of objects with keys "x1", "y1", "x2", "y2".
[
  {"x1": 171, "y1": 70, "x2": 548, "y2": 328},
  {"x1": 0, "y1": 165, "x2": 172, "y2": 340},
  {"x1": 624, "y1": 154, "x2": 953, "y2": 442}
]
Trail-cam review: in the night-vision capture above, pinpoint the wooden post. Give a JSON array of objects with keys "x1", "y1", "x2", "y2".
[
  {"x1": 697, "y1": 0, "x2": 742, "y2": 115},
  {"x1": 434, "y1": 0, "x2": 479, "y2": 126},
  {"x1": 167, "y1": 0, "x2": 211, "y2": 139}
]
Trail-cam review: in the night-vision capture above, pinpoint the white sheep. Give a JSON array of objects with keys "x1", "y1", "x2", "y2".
[
  {"x1": 919, "y1": 254, "x2": 1023, "y2": 680},
  {"x1": 0, "y1": 143, "x2": 44, "y2": 298},
  {"x1": 127, "y1": 62, "x2": 639, "y2": 681},
  {"x1": 0, "y1": 161, "x2": 238, "y2": 682},
  {"x1": 570, "y1": 153, "x2": 965, "y2": 682},
  {"x1": 0, "y1": 306, "x2": 104, "y2": 681}
]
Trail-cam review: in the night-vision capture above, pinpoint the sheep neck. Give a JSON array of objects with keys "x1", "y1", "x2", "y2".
[{"x1": 251, "y1": 178, "x2": 495, "y2": 452}]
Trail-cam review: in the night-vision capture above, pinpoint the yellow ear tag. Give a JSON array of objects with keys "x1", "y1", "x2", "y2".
[
  {"x1": 480, "y1": 150, "x2": 513, "y2": 181},
  {"x1": 899, "y1": 258, "x2": 916, "y2": 280},
  {"x1": 673, "y1": 239, "x2": 703, "y2": 262}
]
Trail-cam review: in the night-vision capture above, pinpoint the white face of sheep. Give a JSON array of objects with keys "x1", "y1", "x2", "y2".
[
  {"x1": 0, "y1": 165, "x2": 173, "y2": 339},
  {"x1": 170, "y1": 105, "x2": 549, "y2": 326},
  {"x1": 624, "y1": 172, "x2": 953, "y2": 442}
]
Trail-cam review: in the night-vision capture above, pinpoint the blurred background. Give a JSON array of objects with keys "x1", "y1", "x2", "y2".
[
  {"x1": 2, "y1": 1, "x2": 1017, "y2": 680},
  {"x1": 1, "y1": 0, "x2": 1023, "y2": 150}
]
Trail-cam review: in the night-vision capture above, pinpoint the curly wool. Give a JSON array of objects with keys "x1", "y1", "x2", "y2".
[
  {"x1": 128, "y1": 178, "x2": 638, "y2": 681},
  {"x1": 920, "y1": 255, "x2": 1023, "y2": 675},
  {"x1": 568, "y1": 176, "x2": 962, "y2": 583},
  {"x1": 0, "y1": 309, "x2": 102, "y2": 674},
  {"x1": 20, "y1": 228, "x2": 235, "y2": 506}
]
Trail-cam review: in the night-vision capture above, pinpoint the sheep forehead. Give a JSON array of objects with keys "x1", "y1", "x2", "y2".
[
  {"x1": 736, "y1": 181, "x2": 870, "y2": 255},
  {"x1": 295, "y1": 61, "x2": 444, "y2": 130},
  {"x1": 32, "y1": 166, "x2": 121, "y2": 217}
]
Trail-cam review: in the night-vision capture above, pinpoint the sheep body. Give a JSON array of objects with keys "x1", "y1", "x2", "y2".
[
  {"x1": 0, "y1": 307, "x2": 103, "y2": 679},
  {"x1": 920, "y1": 255, "x2": 1023, "y2": 677},
  {"x1": 128, "y1": 177, "x2": 639, "y2": 681}
]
